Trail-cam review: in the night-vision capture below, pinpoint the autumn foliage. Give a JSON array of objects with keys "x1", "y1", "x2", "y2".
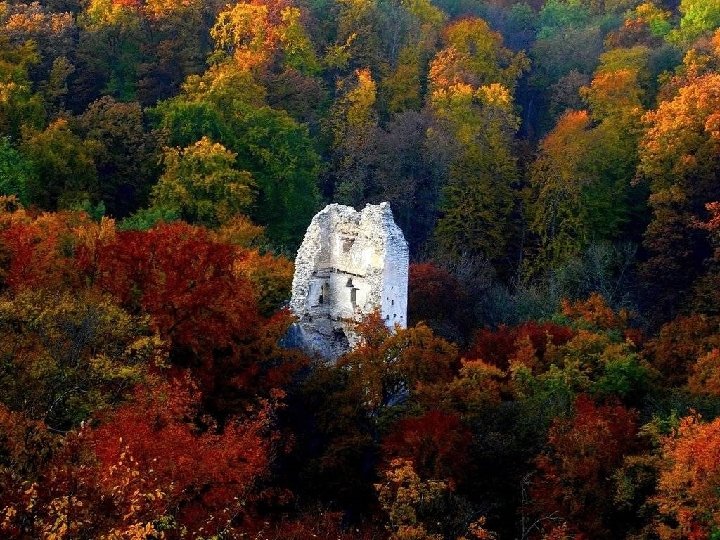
[
  {"x1": 0, "y1": 201, "x2": 301, "y2": 537},
  {"x1": 467, "y1": 321, "x2": 575, "y2": 370},
  {"x1": 530, "y1": 395, "x2": 639, "y2": 539},
  {"x1": 3, "y1": 0, "x2": 720, "y2": 537},
  {"x1": 654, "y1": 415, "x2": 720, "y2": 539}
]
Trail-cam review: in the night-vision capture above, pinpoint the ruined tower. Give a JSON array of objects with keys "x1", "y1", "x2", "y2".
[{"x1": 289, "y1": 203, "x2": 409, "y2": 359}]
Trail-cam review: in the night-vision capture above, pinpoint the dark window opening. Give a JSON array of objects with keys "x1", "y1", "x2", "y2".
[
  {"x1": 320, "y1": 282, "x2": 329, "y2": 305},
  {"x1": 333, "y1": 327, "x2": 349, "y2": 348}
]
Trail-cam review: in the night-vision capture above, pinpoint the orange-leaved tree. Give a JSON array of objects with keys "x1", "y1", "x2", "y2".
[{"x1": 654, "y1": 414, "x2": 720, "y2": 539}]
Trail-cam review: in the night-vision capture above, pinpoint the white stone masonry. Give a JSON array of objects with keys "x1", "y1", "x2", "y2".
[{"x1": 289, "y1": 203, "x2": 409, "y2": 359}]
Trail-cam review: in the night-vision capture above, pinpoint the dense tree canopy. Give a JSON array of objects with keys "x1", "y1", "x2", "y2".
[{"x1": 1, "y1": 0, "x2": 720, "y2": 537}]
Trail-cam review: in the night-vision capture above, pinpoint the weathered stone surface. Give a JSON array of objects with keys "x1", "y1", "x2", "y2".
[{"x1": 289, "y1": 202, "x2": 409, "y2": 359}]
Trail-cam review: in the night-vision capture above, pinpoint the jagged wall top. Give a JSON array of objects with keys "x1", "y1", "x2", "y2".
[{"x1": 290, "y1": 202, "x2": 407, "y2": 316}]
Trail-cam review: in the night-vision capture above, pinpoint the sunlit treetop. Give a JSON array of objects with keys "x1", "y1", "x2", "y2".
[
  {"x1": 401, "y1": 0, "x2": 446, "y2": 26},
  {"x1": 654, "y1": 414, "x2": 720, "y2": 537},
  {"x1": 332, "y1": 67, "x2": 377, "y2": 137},
  {"x1": 638, "y1": 72, "x2": 720, "y2": 191},
  {"x1": 628, "y1": 2, "x2": 673, "y2": 38},
  {"x1": 82, "y1": 0, "x2": 202, "y2": 26},
  {"x1": 151, "y1": 136, "x2": 256, "y2": 227},
  {"x1": 210, "y1": 0, "x2": 319, "y2": 73},
  {"x1": 669, "y1": 0, "x2": 720, "y2": 45},
  {"x1": 81, "y1": 0, "x2": 142, "y2": 28},
  {"x1": 429, "y1": 17, "x2": 529, "y2": 92}
]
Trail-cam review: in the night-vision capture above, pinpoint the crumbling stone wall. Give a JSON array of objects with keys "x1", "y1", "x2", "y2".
[{"x1": 289, "y1": 203, "x2": 409, "y2": 359}]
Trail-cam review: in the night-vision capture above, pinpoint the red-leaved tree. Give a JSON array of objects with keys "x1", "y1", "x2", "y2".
[{"x1": 530, "y1": 395, "x2": 639, "y2": 539}]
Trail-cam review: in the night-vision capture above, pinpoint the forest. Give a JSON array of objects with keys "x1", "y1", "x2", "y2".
[{"x1": 1, "y1": 0, "x2": 720, "y2": 537}]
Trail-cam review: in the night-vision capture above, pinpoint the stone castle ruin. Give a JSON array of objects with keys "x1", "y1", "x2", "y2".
[{"x1": 289, "y1": 203, "x2": 409, "y2": 359}]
